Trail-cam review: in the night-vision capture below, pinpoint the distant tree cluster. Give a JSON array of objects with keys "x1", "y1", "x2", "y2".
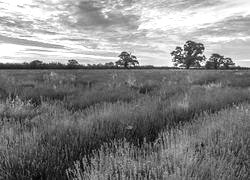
[
  {"x1": 0, "y1": 60, "x2": 84, "y2": 69},
  {"x1": 0, "y1": 58, "x2": 138, "y2": 69},
  {"x1": 0, "y1": 52, "x2": 140, "y2": 69},
  {"x1": 171, "y1": 40, "x2": 235, "y2": 69},
  {"x1": 0, "y1": 61, "x2": 64, "y2": 69}
]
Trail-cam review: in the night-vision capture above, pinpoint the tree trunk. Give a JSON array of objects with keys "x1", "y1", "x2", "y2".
[
  {"x1": 185, "y1": 56, "x2": 192, "y2": 69},
  {"x1": 214, "y1": 64, "x2": 218, "y2": 69},
  {"x1": 124, "y1": 62, "x2": 128, "y2": 69}
]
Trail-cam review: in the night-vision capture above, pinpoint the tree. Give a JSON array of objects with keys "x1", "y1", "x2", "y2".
[
  {"x1": 171, "y1": 40, "x2": 206, "y2": 69},
  {"x1": 206, "y1": 53, "x2": 224, "y2": 69},
  {"x1": 67, "y1": 59, "x2": 79, "y2": 66},
  {"x1": 116, "y1": 51, "x2": 139, "y2": 68},
  {"x1": 29, "y1": 60, "x2": 43, "y2": 68},
  {"x1": 205, "y1": 54, "x2": 235, "y2": 69},
  {"x1": 30, "y1": 60, "x2": 43, "y2": 65}
]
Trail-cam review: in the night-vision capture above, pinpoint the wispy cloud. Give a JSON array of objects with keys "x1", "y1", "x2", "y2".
[
  {"x1": 0, "y1": 0, "x2": 250, "y2": 66},
  {"x1": 0, "y1": 35, "x2": 65, "y2": 49}
]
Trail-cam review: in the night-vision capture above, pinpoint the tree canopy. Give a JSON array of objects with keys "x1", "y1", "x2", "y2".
[
  {"x1": 116, "y1": 52, "x2": 139, "y2": 68},
  {"x1": 205, "y1": 53, "x2": 235, "y2": 69},
  {"x1": 67, "y1": 59, "x2": 79, "y2": 66},
  {"x1": 221, "y1": 57, "x2": 235, "y2": 69},
  {"x1": 206, "y1": 53, "x2": 224, "y2": 69},
  {"x1": 171, "y1": 40, "x2": 206, "y2": 69}
]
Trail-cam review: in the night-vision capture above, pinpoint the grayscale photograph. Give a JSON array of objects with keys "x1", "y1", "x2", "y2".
[{"x1": 0, "y1": 0, "x2": 249, "y2": 179}]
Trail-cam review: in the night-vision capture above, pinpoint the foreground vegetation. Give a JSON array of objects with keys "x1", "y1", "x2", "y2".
[
  {"x1": 67, "y1": 104, "x2": 250, "y2": 180},
  {"x1": 0, "y1": 70, "x2": 250, "y2": 179}
]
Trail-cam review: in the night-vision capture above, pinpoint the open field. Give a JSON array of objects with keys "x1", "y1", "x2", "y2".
[{"x1": 0, "y1": 69, "x2": 250, "y2": 180}]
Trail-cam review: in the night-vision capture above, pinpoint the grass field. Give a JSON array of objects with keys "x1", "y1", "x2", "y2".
[{"x1": 0, "y1": 69, "x2": 250, "y2": 180}]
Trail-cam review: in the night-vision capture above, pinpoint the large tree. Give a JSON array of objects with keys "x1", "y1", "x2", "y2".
[
  {"x1": 171, "y1": 40, "x2": 206, "y2": 69},
  {"x1": 116, "y1": 51, "x2": 139, "y2": 68}
]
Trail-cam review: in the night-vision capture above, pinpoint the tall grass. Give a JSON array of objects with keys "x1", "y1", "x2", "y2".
[
  {"x1": 65, "y1": 86, "x2": 139, "y2": 111},
  {"x1": 67, "y1": 104, "x2": 250, "y2": 180}
]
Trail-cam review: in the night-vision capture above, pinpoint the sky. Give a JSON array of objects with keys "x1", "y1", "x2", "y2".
[{"x1": 0, "y1": 0, "x2": 250, "y2": 66}]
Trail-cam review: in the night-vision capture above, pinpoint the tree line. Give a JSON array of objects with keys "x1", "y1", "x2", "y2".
[
  {"x1": 0, "y1": 40, "x2": 247, "y2": 69},
  {"x1": 0, "y1": 58, "x2": 147, "y2": 69}
]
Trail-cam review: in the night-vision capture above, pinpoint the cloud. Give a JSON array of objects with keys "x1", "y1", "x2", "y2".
[
  {"x1": 0, "y1": 35, "x2": 65, "y2": 49},
  {"x1": 193, "y1": 15, "x2": 250, "y2": 39},
  {"x1": 0, "y1": 0, "x2": 250, "y2": 66},
  {"x1": 25, "y1": 48, "x2": 54, "y2": 52},
  {"x1": 138, "y1": 0, "x2": 250, "y2": 32},
  {"x1": 75, "y1": 0, "x2": 139, "y2": 29}
]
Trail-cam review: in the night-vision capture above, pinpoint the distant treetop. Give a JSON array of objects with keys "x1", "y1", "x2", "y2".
[
  {"x1": 67, "y1": 59, "x2": 79, "y2": 66},
  {"x1": 116, "y1": 51, "x2": 139, "y2": 68}
]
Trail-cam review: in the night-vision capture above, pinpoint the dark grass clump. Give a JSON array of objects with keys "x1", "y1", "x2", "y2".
[
  {"x1": 65, "y1": 86, "x2": 139, "y2": 111},
  {"x1": 191, "y1": 71, "x2": 225, "y2": 85},
  {"x1": 225, "y1": 73, "x2": 250, "y2": 88},
  {"x1": 21, "y1": 87, "x2": 71, "y2": 106},
  {"x1": 0, "y1": 87, "x2": 8, "y2": 100}
]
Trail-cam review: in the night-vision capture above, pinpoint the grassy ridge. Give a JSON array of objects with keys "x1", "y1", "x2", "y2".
[{"x1": 0, "y1": 70, "x2": 250, "y2": 179}]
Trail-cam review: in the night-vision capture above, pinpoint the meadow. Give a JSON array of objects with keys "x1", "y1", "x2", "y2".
[{"x1": 0, "y1": 69, "x2": 249, "y2": 180}]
